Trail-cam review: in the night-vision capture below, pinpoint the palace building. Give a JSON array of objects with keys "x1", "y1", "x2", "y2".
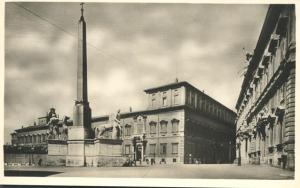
[
  {"x1": 235, "y1": 5, "x2": 295, "y2": 170},
  {"x1": 92, "y1": 81, "x2": 236, "y2": 164}
]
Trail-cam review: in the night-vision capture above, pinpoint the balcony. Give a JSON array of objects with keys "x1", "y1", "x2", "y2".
[
  {"x1": 246, "y1": 89, "x2": 251, "y2": 98},
  {"x1": 262, "y1": 52, "x2": 271, "y2": 66},
  {"x1": 257, "y1": 65, "x2": 264, "y2": 76},
  {"x1": 268, "y1": 146, "x2": 274, "y2": 153},
  {"x1": 267, "y1": 114, "x2": 276, "y2": 129},
  {"x1": 268, "y1": 34, "x2": 280, "y2": 54},
  {"x1": 253, "y1": 75, "x2": 260, "y2": 84},
  {"x1": 275, "y1": 105, "x2": 285, "y2": 117},
  {"x1": 249, "y1": 84, "x2": 254, "y2": 92}
]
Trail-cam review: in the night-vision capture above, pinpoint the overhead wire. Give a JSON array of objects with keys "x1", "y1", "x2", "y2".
[{"x1": 12, "y1": 2, "x2": 128, "y2": 66}]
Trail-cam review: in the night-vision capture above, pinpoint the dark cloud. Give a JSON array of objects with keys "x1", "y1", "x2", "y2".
[{"x1": 4, "y1": 2, "x2": 268, "y2": 143}]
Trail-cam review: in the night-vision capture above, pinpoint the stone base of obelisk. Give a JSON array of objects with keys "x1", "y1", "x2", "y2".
[
  {"x1": 66, "y1": 126, "x2": 90, "y2": 167},
  {"x1": 66, "y1": 140, "x2": 86, "y2": 167}
]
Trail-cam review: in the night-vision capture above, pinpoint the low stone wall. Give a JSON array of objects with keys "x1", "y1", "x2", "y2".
[
  {"x1": 96, "y1": 156, "x2": 126, "y2": 167},
  {"x1": 47, "y1": 155, "x2": 66, "y2": 166},
  {"x1": 4, "y1": 153, "x2": 47, "y2": 166},
  {"x1": 47, "y1": 140, "x2": 67, "y2": 166},
  {"x1": 6, "y1": 139, "x2": 127, "y2": 167},
  {"x1": 85, "y1": 139, "x2": 125, "y2": 167},
  {"x1": 95, "y1": 139, "x2": 123, "y2": 156}
]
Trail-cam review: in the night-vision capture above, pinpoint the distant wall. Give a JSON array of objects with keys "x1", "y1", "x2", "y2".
[
  {"x1": 5, "y1": 139, "x2": 126, "y2": 167},
  {"x1": 4, "y1": 153, "x2": 47, "y2": 166},
  {"x1": 95, "y1": 139, "x2": 123, "y2": 156}
]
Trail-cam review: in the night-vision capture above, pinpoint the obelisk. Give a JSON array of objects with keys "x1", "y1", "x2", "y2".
[
  {"x1": 72, "y1": 2, "x2": 92, "y2": 138},
  {"x1": 67, "y1": 3, "x2": 92, "y2": 167}
]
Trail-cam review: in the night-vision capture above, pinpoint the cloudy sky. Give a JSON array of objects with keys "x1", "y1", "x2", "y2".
[{"x1": 4, "y1": 2, "x2": 268, "y2": 143}]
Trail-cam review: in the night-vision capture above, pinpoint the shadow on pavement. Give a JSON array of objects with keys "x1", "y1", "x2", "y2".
[{"x1": 4, "y1": 170, "x2": 62, "y2": 177}]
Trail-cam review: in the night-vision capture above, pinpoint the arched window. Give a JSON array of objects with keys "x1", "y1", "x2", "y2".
[
  {"x1": 125, "y1": 144, "x2": 131, "y2": 155},
  {"x1": 42, "y1": 134, "x2": 46, "y2": 142},
  {"x1": 136, "y1": 116, "x2": 144, "y2": 134},
  {"x1": 171, "y1": 119, "x2": 179, "y2": 133},
  {"x1": 173, "y1": 89, "x2": 180, "y2": 105},
  {"x1": 172, "y1": 143, "x2": 179, "y2": 154},
  {"x1": 160, "y1": 143, "x2": 167, "y2": 155},
  {"x1": 38, "y1": 135, "x2": 41, "y2": 143},
  {"x1": 149, "y1": 121, "x2": 157, "y2": 135},
  {"x1": 124, "y1": 124, "x2": 132, "y2": 136},
  {"x1": 151, "y1": 94, "x2": 156, "y2": 107},
  {"x1": 150, "y1": 144, "x2": 156, "y2": 155},
  {"x1": 162, "y1": 92, "x2": 167, "y2": 107},
  {"x1": 160, "y1": 120, "x2": 168, "y2": 134}
]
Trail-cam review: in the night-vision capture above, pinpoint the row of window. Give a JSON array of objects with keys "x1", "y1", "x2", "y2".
[
  {"x1": 238, "y1": 14, "x2": 290, "y2": 117},
  {"x1": 124, "y1": 119, "x2": 179, "y2": 136},
  {"x1": 150, "y1": 89, "x2": 181, "y2": 108},
  {"x1": 150, "y1": 143, "x2": 179, "y2": 155},
  {"x1": 245, "y1": 118, "x2": 284, "y2": 156},
  {"x1": 15, "y1": 134, "x2": 47, "y2": 144},
  {"x1": 240, "y1": 51, "x2": 286, "y2": 118},
  {"x1": 186, "y1": 123, "x2": 229, "y2": 141},
  {"x1": 186, "y1": 89, "x2": 234, "y2": 123},
  {"x1": 149, "y1": 88, "x2": 234, "y2": 123},
  {"x1": 124, "y1": 143, "x2": 179, "y2": 155},
  {"x1": 244, "y1": 92, "x2": 286, "y2": 153}
]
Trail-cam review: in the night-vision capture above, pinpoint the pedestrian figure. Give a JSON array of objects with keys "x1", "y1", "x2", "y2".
[{"x1": 38, "y1": 159, "x2": 42, "y2": 166}]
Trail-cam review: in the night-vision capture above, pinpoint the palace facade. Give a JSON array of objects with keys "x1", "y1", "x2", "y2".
[
  {"x1": 235, "y1": 5, "x2": 295, "y2": 170},
  {"x1": 92, "y1": 81, "x2": 236, "y2": 164},
  {"x1": 7, "y1": 81, "x2": 236, "y2": 165}
]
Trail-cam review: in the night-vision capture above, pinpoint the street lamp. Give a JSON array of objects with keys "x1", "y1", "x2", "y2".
[
  {"x1": 142, "y1": 134, "x2": 147, "y2": 162},
  {"x1": 236, "y1": 132, "x2": 244, "y2": 166},
  {"x1": 237, "y1": 141, "x2": 241, "y2": 166},
  {"x1": 132, "y1": 137, "x2": 137, "y2": 166},
  {"x1": 30, "y1": 145, "x2": 35, "y2": 166},
  {"x1": 229, "y1": 141, "x2": 232, "y2": 163}
]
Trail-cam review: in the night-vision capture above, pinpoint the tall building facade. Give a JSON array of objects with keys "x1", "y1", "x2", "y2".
[
  {"x1": 92, "y1": 81, "x2": 236, "y2": 164},
  {"x1": 235, "y1": 5, "x2": 295, "y2": 170}
]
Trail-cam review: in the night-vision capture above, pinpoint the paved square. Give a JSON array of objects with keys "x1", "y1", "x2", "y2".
[{"x1": 4, "y1": 164, "x2": 294, "y2": 179}]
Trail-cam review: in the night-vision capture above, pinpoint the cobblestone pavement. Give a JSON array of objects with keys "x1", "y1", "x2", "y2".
[{"x1": 4, "y1": 164, "x2": 294, "y2": 179}]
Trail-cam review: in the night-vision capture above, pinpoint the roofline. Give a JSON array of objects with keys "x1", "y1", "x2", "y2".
[
  {"x1": 92, "y1": 105, "x2": 186, "y2": 122},
  {"x1": 144, "y1": 81, "x2": 236, "y2": 114},
  {"x1": 91, "y1": 116, "x2": 109, "y2": 122},
  {"x1": 14, "y1": 120, "x2": 71, "y2": 133},
  {"x1": 144, "y1": 81, "x2": 189, "y2": 93},
  {"x1": 93, "y1": 104, "x2": 236, "y2": 124},
  {"x1": 15, "y1": 124, "x2": 49, "y2": 133},
  {"x1": 121, "y1": 105, "x2": 186, "y2": 118},
  {"x1": 235, "y1": 5, "x2": 283, "y2": 110}
]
